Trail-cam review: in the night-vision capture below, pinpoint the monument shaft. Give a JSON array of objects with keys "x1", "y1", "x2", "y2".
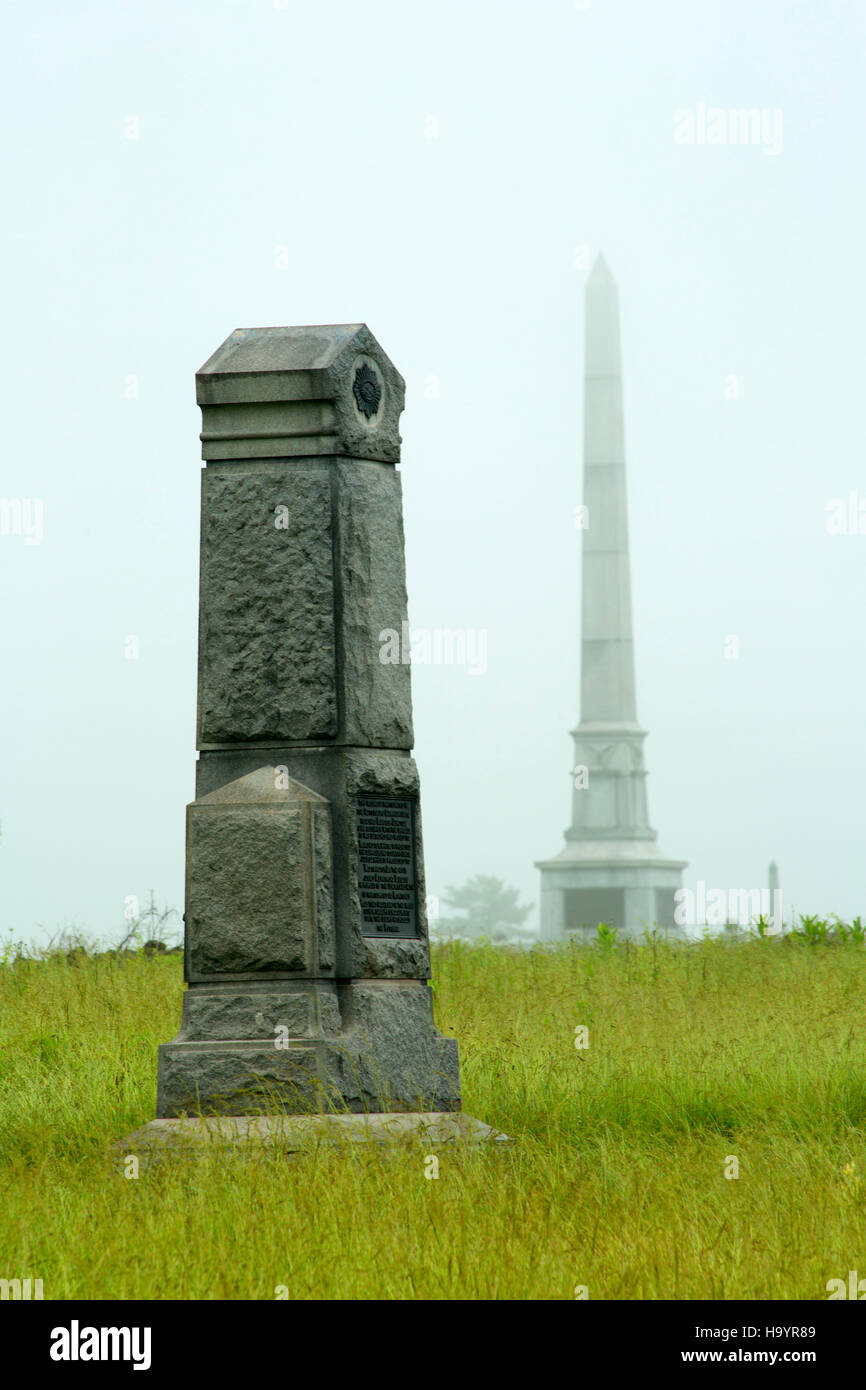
[{"x1": 580, "y1": 256, "x2": 637, "y2": 726}]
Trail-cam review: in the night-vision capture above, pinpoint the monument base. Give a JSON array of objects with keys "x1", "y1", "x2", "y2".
[
  {"x1": 156, "y1": 978, "x2": 460, "y2": 1117},
  {"x1": 118, "y1": 1112, "x2": 511, "y2": 1167},
  {"x1": 536, "y1": 841, "x2": 687, "y2": 941}
]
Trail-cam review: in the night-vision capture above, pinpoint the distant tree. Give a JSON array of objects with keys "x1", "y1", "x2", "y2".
[
  {"x1": 115, "y1": 890, "x2": 182, "y2": 954},
  {"x1": 440, "y1": 875, "x2": 533, "y2": 940}
]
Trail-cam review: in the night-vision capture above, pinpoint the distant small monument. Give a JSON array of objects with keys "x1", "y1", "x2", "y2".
[
  {"x1": 768, "y1": 860, "x2": 781, "y2": 931},
  {"x1": 150, "y1": 325, "x2": 478, "y2": 1129},
  {"x1": 768, "y1": 860, "x2": 779, "y2": 902},
  {"x1": 536, "y1": 257, "x2": 687, "y2": 941}
]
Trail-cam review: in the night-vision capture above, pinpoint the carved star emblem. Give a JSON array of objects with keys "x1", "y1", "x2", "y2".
[{"x1": 353, "y1": 364, "x2": 381, "y2": 419}]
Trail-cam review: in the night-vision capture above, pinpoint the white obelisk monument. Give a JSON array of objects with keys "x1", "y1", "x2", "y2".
[{"x1": 536, "y1": 255, "x2": 686, "y2": 940}]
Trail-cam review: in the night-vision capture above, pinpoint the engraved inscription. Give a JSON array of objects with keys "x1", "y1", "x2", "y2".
[{"x1": 357, "y1": 796, "x2": 418, "y2": 938}]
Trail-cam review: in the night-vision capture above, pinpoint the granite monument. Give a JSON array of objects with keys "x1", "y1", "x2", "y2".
[{"x1": 155, "y1": 324, "x2": 462, "y2": 1118}]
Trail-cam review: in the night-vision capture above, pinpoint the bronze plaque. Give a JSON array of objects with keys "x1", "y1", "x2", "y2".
[{"x1": 357, "y1": 796, "x2": 418, "y2": 938}]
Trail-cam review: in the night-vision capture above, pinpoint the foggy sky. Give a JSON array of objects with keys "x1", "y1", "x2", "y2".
[{"x1": 3, "y1": 0, "x2": 865, "y2": 945}]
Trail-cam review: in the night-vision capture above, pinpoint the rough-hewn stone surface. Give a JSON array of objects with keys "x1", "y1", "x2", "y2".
[
  {"x1": 183, "y1": 989, "x2": 312, "y2": 1040},
  {"x1": 157, "y1": 1042, "x2": 322, "y2": 1117},
  {"x1": 180, "y1": 984, "x2": 342, "y2": 1041},
  {"x1": 186, "y1": 807, "x2": 312, "y2": 975},
  {"x1": 356, "y1": 937, "x2": 429, "y2": 980},
  {"x1": 194, "y1": 748, "x2": 418, "y2": 804},
  {"x1": 313, "y1": 806, "x2": 335, "y2": 971},
  {"x1": 334, "y1": 461, "x2": 412, "y2": 748},
  {"x1": 197, "y1": 468, "x2": 336, "y2": 745},
  {"x1": 344, "y1": 750, "x2": 420, "y2": 799},
  {"x1": 157, "y1": 1013, "x2": 460, "y2": 1117},
  {"x1": 332, "y1": 982, "x2": 461, "y2": 1112},
  {"x1": 196, "y1": 460, "x2": 414, "y2": 751}
]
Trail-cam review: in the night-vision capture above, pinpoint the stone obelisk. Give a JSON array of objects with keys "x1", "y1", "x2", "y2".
[
  {"x1": 155, "y1": 325, "x2": 464, "y2": 1118},
  {"x1": 536, "y1": 257, "x2": 686, "y2": 939}
]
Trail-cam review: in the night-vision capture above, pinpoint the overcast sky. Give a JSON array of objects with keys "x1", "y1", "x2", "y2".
[{"x1": 2, "y1": 0, "x2": 864, "y2": 946}]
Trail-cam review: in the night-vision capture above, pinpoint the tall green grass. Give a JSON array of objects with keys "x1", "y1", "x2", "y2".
[{"x1": 1, "y1": 931, "x2": 865, "y2": 1299}]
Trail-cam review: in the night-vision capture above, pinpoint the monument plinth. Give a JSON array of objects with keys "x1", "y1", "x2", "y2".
[
  {"x1": 536, "y1": 258, "x2": 687, "y2": 940},
  {"x1": 155, "y1": 324, "x2": 463, "y2": 1118}
]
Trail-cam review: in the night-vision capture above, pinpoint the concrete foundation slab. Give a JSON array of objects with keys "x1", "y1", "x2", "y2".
[{"x1": 118, "y1": 1112, "x2": 512, "y2": 1166}]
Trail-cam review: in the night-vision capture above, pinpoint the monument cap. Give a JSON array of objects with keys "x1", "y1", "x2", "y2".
[{"x1": 196, "y1": 323, "x2": 405, "y2": 463}]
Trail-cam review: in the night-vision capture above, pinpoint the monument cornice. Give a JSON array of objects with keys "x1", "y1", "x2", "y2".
[{"x1": 196, "y1": 323, "x2": 405, "y2": 463}]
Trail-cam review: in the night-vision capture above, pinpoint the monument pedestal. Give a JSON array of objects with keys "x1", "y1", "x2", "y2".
[{"x1": 537, "y1": 839, "x2": 687, "y2": 940}]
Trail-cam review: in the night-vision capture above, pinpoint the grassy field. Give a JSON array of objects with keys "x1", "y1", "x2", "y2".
[{"x1": 1, "y1": 929, "x2": 865, "y2": 1300}]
